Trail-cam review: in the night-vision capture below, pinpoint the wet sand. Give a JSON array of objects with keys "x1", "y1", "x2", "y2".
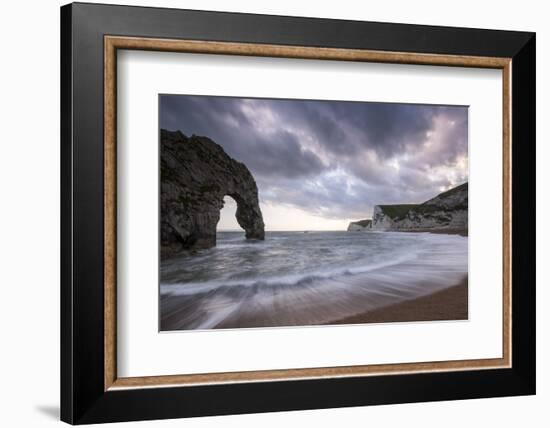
[
  {"x1": 161, "y1": 275, "x2": 468, "y2": 331},
  {"x1": 328, "y1": 277, "x2": 468, "y2": 325}
]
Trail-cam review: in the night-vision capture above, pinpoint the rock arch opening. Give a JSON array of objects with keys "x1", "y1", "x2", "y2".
[{"x1": 217, "y1": 195, "x2": 242, "y2": 233}]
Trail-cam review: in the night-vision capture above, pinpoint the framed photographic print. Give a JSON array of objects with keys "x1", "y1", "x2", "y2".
[{"x1": 60, "y1": 2, "x2": 536, "y2": 424}]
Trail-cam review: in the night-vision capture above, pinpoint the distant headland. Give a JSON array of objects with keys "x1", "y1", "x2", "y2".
[{"x1": 347, "y1": 182, "x2": 468, "y2": 235}]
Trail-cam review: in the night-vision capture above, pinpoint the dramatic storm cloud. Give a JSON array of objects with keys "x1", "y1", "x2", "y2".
[{"x1": 160, "y1": 95, "x2": 468, "y2": 229}]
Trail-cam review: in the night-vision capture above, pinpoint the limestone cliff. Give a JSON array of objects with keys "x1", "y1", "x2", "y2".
[
  {"x1": 161, "y1": 129, "x2": 264, "y2": 255},
  {"x1": 371, "y1": 183, "x2": 468, "y2": 231},
  {"x1": 347, "y1": 219, "x2": 372, "y2": 231},
  {"x1": 347, "y1": 183, "x2": 468, "y2": 233},
  {"x1": 371, "y1": 204, "x2": 418, "y2": 231}
]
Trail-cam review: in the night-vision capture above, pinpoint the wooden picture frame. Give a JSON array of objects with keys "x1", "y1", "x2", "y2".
[{"x1": 61, "y1": 2, "x2": 535, "y2": 424}]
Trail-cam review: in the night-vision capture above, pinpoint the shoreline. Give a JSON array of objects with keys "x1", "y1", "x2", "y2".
[
  {"x1": 327, "y1": 277, "x2": 468, "y2": 325},
  {"x1": 161, "y1": 276, "x2": 469, "y2": 331},
  {"x1": 392, "y1": 228, "x2": 468, "y2": 237},
  {"x1": 160, "y1": 232, "x2": 468, "y2": 330}
]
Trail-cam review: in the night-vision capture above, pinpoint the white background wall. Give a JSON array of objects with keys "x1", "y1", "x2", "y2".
[{"x1": 0, "y1": 0, "x2": 546, "y2": 426}]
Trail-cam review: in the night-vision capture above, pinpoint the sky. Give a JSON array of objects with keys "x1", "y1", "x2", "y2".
[{"x1": 160, "y1": 95, "x2": 468, "y2": 231}]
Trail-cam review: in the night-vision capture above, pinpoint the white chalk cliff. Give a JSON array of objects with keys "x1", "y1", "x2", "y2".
[
  {"x1": 347, "y1": 219, "x2": 372, "y2": 231},
  {"x1": 347, "y1": 183, "x2": 468, "y2": 232}
]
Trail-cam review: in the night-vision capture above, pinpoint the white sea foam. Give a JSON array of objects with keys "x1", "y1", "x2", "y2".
[{"x1": 160, "y1": 231, "x2": 468, "y2": 330}]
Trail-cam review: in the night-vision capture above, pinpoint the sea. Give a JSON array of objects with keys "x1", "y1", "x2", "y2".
[{"x1": 160, "y1": 231, "x2": 468, "y2": 330}]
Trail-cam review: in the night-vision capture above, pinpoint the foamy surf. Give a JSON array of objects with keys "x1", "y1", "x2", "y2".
[{"x1": 160, "y1": 231, "x2": 468, "y2": 330}]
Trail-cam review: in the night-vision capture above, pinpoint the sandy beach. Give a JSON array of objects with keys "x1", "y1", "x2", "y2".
[
  {"x1": 161, "y1": 277, "x2": 468, "y2": 330},
  {"x1": 328, "y1": 277, "x2": 468, "y2": 325}
]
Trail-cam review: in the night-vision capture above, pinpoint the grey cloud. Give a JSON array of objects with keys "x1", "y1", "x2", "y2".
[
  {"x1": 160, "y1": 94, "x2": 468, "y2": 220},
  {"x1": 160, "y1": 96, "x2": 325, "y2": 178}
]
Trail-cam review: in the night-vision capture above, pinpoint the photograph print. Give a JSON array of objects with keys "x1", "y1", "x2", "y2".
[{"x1": 159, "y1": 94, "x2": 468, "y2": 331}]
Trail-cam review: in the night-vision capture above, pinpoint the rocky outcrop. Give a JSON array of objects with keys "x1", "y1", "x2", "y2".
[
  {"x1": 371, "y1": 183, "x2": 468, "y2": 231},
  {"x1": 347, "y1": 219, "x2": 372, "y2": 231},
  {"x1": 161, "y1": 129, "x2": 264, "y2": 255},
  {"x1": 371, "y1": 204, "x2": 418, "y2": 231}
]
